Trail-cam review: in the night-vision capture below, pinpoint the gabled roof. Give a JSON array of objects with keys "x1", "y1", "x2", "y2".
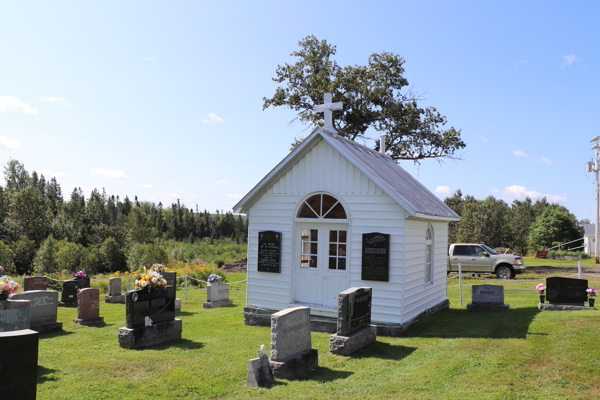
[
  {"x1": 233, "y1": 128, "x2": 460, "y2": 220},
  {"x1": 583, "y1": 224, "x2": 595, "y2": 237}
]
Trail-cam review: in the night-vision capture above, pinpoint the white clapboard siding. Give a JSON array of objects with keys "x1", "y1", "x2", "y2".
[{"x1": 402, "y1": 220, "x2": 449, "y2": 322}]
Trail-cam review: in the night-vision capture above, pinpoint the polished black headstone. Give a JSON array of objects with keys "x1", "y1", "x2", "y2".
[
  {"x1": 337, "y1": 287, "x2": 372, "y2": 336},
  {"x1": 62, "y1": 280, "x2": 78, "y2": 303},
  {"x1": 163, "y1": 271, "x2": 177, "y2": 299},
  {"x1": 0, "y1": 329, "x2": 39, "y2": 400},
  {"x1": 257, "y1": 231, "x2": 281, "y2": 273},
  {"x1": 125, "y1": 286, "x2": 175, "y2": 329},
  {"x1": 547, "y1": 277, "x2": 588, "y2": 305},
  {"x1": 74, "y1": 276, "x2": 90, "y2": 289},
  {"x1": 361, "y1": 233, "x2": 390, "y2": 282}
]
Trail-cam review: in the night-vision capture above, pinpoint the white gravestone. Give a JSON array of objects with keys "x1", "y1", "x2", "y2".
[
  {"x1": 204, "y1": 282, "x2": 232, "y2": 308},
  {"x1": 9, "y1": 290, "x2": 62, "y2": 332},
  {"x1": 467, "y1": 285, "x2": 509, "y2": 312},
  {"x1": 105, "y1": 277, "x2": 126, "y2": 304}
]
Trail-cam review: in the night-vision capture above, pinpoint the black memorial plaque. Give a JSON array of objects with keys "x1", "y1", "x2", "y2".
[
  {"x1": 125, "y1": 285, "x2": 175, "y2": 329},
  {"x1": 361, "y1": 232, "x2": 390, "y2": 282},
  {"x1": 62, "y1": 280, "x2": 78, "y2": 303},
  {"x1": 257, "y1": 231, "x2": 281, "y2": 273},
  {"x1": 547, "y1": 277, "x2": 588, "y2": 305}
]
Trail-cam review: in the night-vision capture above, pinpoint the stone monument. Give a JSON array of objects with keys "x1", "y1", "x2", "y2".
[
  {"x1": 118, "y1": 274, "x2": 182, "y2": 349},
  {"x1": 539, "y1": 277, "x2": 594, "y2": 310},
  {"x1": 467, "y1": 285, "x2": 509, "y2": 312},
  {"x1": 204, "y1": 282, "x2": 233, "y2": 308},
  {"x1": 329, "y1": 287, "x2": 377, "y2": 356},
  {"x1": 59, "y1": 280, "x2": 78, "y2": 307},
  {"x1": 0, "y1": 299, "x2": 30, "y2": 332},
  {"x1": 73, "y1": 288, "x2": 104, "y2": 325},
  {"x1": 269, "y1": 306, "x2": 318, "y2": 378},
  {"x1": 9, "y1": 290, "x2": 62, "y2": 333},
  {"x1": 105, "y1": 277, "x2": 125, "y2": 304},
  {"x1": 247, "y1": 344, "x2": 274, "y2": 387},
  {"x1": 24, "y1": 276, "x2": 48, "y2": 291},
  {"x1": 0, "y1": 329, "x2": 39, "y2": 400}
]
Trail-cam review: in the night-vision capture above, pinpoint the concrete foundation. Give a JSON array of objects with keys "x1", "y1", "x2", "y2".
[
  {"x1": 329, "y1": 325, "x2": 377, "y2": 356},
  {"x1": 119, "y1": 318, "x2": 182, "y2": 349},
  {"x1": 539, "y1": 303, "x2": 596, "y2": 311},
  {"x1": 104, "y1": 295, "x2": 125, "y2": 304},
  {"x1": 269, "y1": 348, "x2": 318, "y2": 379},
  {"x1": 204, "y1": 299, "x2": 233, "y2": 309}
]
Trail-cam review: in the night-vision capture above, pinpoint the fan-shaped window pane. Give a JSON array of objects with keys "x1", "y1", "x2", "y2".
[{"x1": 297, "y1": 194, "x2": 347, "y2": 219}]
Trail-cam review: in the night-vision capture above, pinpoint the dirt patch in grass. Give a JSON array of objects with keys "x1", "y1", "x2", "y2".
[
  {"x1": 220, "y1": 258, "x2": 247, "y2": 272},
  {"x1": 526, "y1": 265, "x2": 600, "y2": 276}
]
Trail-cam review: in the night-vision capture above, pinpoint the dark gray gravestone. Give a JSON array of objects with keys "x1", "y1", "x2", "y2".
[
  {"x1": 547, "y1": 277, "x2": 588, "y2": 305},
  {"x1": 361, "y1": 233, "x2": 390, "y2": 282},
  {"x1": 0, "y1": 329, "x2": 39, "y2": 400},
  {"x1": 74, "y1": 276, "x2": 90, "y2": 289},
  {"x1": 125, "y1": 286, "x2": 174, "y2": 329},
  {"x1": 337, "y1": 287, "x2": 372, "y2": 336},
  {"x1": 163, "y1": 271, "x2": 177, "y2": 299},
  {"x1": 61, "y1": 280, "x2": 78, "y2": 306},
  {"x1": 257, "y1": 231, "x2": 281, "y2": 273}
]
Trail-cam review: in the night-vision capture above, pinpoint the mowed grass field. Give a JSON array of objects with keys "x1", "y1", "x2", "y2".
[{"x1": 36, "y1": 272, "x2": 599, "y2": 400}]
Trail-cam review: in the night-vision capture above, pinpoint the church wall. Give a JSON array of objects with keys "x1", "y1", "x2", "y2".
[
  {"x1": 402, "y1": 219, "x2": 449, "y2": 322},
  {"x1": 246, "y1": 138, "x2": 409, "y2": 324}
]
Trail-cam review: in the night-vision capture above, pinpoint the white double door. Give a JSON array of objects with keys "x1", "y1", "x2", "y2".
[{"x1": 293, "y1": 222, "x2": 349, "y2": 308}]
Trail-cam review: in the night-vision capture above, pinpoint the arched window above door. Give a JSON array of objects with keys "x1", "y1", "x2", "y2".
[{"x1": 297, "y1": 194, "x2": 347, "y2": 219}]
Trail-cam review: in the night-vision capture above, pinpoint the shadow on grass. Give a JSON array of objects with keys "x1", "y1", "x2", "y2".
[
  {"x1": 350, "y1": 342, "x2": 417, "y2": 360},
  {"x1": 37, "y1": 365, "x2": 59, "y2": 383},
  {"x1": 175, "y1": 311, "x2": 197, "y2": 317},
  {"x1": 131, "y1": 338, "x2": 204, "y2": 351},
  {"x1": 295, "y1": 367, "x2": 353, "y2": 382},
  {"x1": 40, "y1": 329, "x2": 75, "y2": 339},
  {"x1": 403, "y1": 307, "x2": 540, "y2": 339}
]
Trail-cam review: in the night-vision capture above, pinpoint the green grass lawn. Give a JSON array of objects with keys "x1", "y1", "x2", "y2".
[
  {"x1": 36, "y1": 272, "x2": 600, "y2": 400},
  {"x1": 523, "y1": 256, "x2": 599, "y2": 268}
]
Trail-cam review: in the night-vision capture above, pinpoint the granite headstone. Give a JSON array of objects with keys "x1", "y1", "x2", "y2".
[
  {"x1": 9, "y1": 290, "x2": 62, "y2": 333},
  {"x1": 0, "y1": 329, "x2": 39, "y2": 400},
  {"x1": 105, "y1": 277, "x2": 125, "y2": 304},
  {"x1": 204, "y1": 282, "x2": 233, "y2": 308},
  {"x1": 61, "y1": 280, "x2": 78, "y2": 306},
  {"x1": 0, "y1": 299, "x2": 30, "y2": 332},
  {"x1": 329, "y1": 287, "x2": 377, "y2": 356},
  {"x1": 467, "y1": 285, "x2": 509, "y2": 312},
  {"x1": 24, "y1": 276, "x2": 48, "y2": 292},
  {"x1": 74, "y1": 288, "x2": 103, "y2": 325},
  {"x1": 547, "y1": 277, "x2": 588, "y2": 305}
]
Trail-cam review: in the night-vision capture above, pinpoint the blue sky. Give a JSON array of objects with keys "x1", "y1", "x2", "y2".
[{"x1": 1, "y1": 1, "x2": 599, "y2": 221}]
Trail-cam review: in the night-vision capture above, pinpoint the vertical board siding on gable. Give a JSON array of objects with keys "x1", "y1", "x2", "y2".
[{"x1": 402, "y1": 220, "x2": 449, "y2": 323}]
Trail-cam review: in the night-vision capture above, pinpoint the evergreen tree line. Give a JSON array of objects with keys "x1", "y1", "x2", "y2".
[
  {"x1": 0, "y1": 160, "x2": 248, "y2": 275},
  {"x1": 444, "y1": 190, "x2": 586, "y2": 256}
]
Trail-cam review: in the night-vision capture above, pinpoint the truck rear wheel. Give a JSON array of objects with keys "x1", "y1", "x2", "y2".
[{"x1": 496, "y1": 265, "x2": 514, "y2": 279}]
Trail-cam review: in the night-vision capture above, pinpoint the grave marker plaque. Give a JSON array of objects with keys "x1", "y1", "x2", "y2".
[
  {"x1": 258, "y1": 231, "x2": 281, "y2": 273},
  {"x1": 547, "y1": 277, "x2": 588, "y2": 305},
  {"x1": 361, "y1": 233, "x2": 390, "y2": 282},
  {"x1": 9, "y1": 290, "x2": 61, "y2": 332},
  {"x1": 126, "y1": 286, "x2": 175, "y2": 329},
  {"x1": 61, "y1": 280, "x2": 78, "y2": 305}
]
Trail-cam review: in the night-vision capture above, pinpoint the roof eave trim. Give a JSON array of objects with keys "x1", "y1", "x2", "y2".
[{"x1": 411, "y1": 212, "x2": 461, "y2": 222}]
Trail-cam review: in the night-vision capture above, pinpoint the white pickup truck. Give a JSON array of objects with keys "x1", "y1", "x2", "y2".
[{"x1": 447, "y1": 243, "x2": 526, "y2": 279}]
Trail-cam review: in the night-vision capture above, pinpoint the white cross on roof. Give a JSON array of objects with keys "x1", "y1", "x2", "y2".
[{"x1": 314, "y1": 93, "x2": 343, "y2": 134}]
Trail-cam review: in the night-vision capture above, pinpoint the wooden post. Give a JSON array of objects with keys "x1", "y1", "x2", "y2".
[
  {"x1": 578, "y1": 261, "x2": 582, "y2": 279},
  {"x1": 459, "y1": 263, "x2": 463, "y2": 306},
  {"x1": 184, "y1": 265, "x2": 188, "y2": 300}
]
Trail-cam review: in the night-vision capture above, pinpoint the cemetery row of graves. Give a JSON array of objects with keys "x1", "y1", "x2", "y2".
[{"x1": 0, "y1": 265, "x2": 598, "y2": 399}]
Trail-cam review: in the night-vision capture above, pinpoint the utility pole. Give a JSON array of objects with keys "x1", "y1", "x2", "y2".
[{"x1": 590, "y1": 137, "x2": 600, "y2": 263}]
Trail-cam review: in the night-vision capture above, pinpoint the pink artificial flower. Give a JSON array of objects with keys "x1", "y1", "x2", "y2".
[
  {"x1": 3, "y1": 283, "x2": 8, "y2": 290},
  {"x1": 15, "y1": 283, "x2": 20, "y2": 290},
  {"x1": 536, "y1": 283, "x2": 546, "y2": 291}
]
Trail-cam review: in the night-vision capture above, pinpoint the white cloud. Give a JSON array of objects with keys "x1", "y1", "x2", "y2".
[
  {"x1": 40, "y1": 96, "x2": 72, "y2": 108},
  {"x1": 561, "y1": 54, "x2": 577, "y2": 68},
  {"x1": 225, "y1": 193, "x2": 242, "y2": 199},
  {"x1": 475, "y1": 135, "x2": 488, "y2": 143},
  {"x1": 0, "y1": 96, "x2": 38, "y2": 114},
  {"x1": 39, "y1": 169, "x2": 67, "y2": 178},
  {"x1": 513, "y1": 150, "x2": 529, "y2": 158},
  {"x1": 216, "y1": 180, "x2": 229, "y2": 185},
  {"x1": 435, "y1": 186, "x2": 451, "y2": 195},
  {"x1": 145, "y1": 57, "x2": 158, "y2": 62},
  {"x1": 512, "y1": 150, "x2": 552, "y2": 164},
  {"x1": 141, "y1": 184, "x2": 153, "y2": 188},
  {"x1": 200, "y1": 113, "x2": 225, "y2": 124},
  {"x1": 90, "y1": 168, "x2": 129, "y2": 179},
  {"x1": 224, "y1": 201, "x2": 236, "y2": 205},
  {"x1": 493, "y1": 185, "x2": 567, "y2": 204},
  {"x1": 205, "y1": 200, "x2": 213, "y2": 204},
  {"x1": 0, "y1": 135, "x2": 21, "y2": 151}
]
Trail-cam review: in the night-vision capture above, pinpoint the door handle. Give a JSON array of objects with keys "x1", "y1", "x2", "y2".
[{"x1": 470, "y1": 258, "x2": 475, "y2": 260}]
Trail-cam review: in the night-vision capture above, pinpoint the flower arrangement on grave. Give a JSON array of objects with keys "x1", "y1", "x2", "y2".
[
  {"x1": 588, "y1": 287, "x2": 597, "y2": 307},
  {"x1": 536, "y1": 283, "x2": 547, "y2": 303},
  {"x1": 207, "y1": 273, "x2": 222, "y2": 286},
  {"x1": 152, "y1": 263, "x2": 165, "y2": 273},
  {"x1": 75, "y1": 271, "x2": 86, "y2": 278},
  {"x1": 0, "y1": 266, "x2": 4, "y2": 274},
  {"x1": 0, "y1": 275, "x2": 20, "y2": 298},
  {"x1": 135, "y1": 267, "x2": 168, "y2": 292}
]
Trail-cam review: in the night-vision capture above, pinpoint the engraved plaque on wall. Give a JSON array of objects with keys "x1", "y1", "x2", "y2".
[
  {"x1": 257, "y1": 231, "x2": 281, "y2": 273},
  {"x1": 361, "y1": 232, "x2": 390, "y2": 282}
]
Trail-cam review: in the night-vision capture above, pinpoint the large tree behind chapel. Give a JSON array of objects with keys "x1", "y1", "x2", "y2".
[{"x1": 263, "y1": 36, "x2": 465, "y2": 160}]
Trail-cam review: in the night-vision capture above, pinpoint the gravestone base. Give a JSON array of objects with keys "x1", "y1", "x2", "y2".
[
  {"x1": 73, "y1": 316, "x2": 104, "y2": 325},
  {"x1": 538, "y1": 303, "x2": 596, "y2": 311},
  {"x1": 467, "y1": 302, "x2": 510, "y2": 312},
  {"x1": 59, "y1": 301, "x2": 77, "y2": 308},
  {"x1": 204, "y1": 299, "x2": 233, "y2": 309},
  {"x1": 269, "y1": 348, "x2": 318, "y2": 379},
  {"x1": 104, "y1": 294, "x2": 125, "y2": 304},
  {"x1": 31, "y1": 321, "x2": 63, "y2": 334},
  {"x1": 247, "y1": 354, "x2": 274, "y2": 387},
  {"x1": 329, "y1": 325, "x2": 377, "y2": 356},
  {"x1": 119, "y1": 318, "x2": 182, "y2": 349},
  {"x1": 0, "y1": 329, "x2": 39, "y2": 400}
]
